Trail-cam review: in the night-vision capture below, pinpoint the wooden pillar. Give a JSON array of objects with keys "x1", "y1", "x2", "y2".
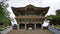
[
  {"x1": 25, "y1": 24, "x2": 26, "y2": 29},
  {"x1": 41, "y1": 24, "x2": 44, "y2": 30},
  {"x1": 17, "y1": 24, "x2": 19, "y2": 30},
  {"x1": 34, "y1": 24, "x2": 36, "y2": 29},
  {"x1": 42, "y1": 26, "x2": 43, "y2": 29}
]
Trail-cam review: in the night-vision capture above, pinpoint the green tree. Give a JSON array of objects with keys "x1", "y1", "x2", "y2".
[
  {"x1": 0, "y1": 2, "x2": 10, "y2": 26},
  {"x1": 46, "y1": 10, "x2": 60, "y2": 25}
]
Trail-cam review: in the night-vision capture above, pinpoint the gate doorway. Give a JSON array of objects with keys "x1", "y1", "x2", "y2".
[
  {"x1": 26, "y1": 24, "x2": 34, "y2": 29},
  {"x1": 19, "y1": 24, "x2": 25, "y2": 29},
  {"x1": 36, "y1": 24, "x2": 41, "y2": 29}
]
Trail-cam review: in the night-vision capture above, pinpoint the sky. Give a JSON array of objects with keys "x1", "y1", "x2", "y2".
[
  {"x1": 5, "y1": 0, "x2": 60, "y2": 25},
  {"x1": 6, "y1": 0, "x2": 60, "y2": 18}
]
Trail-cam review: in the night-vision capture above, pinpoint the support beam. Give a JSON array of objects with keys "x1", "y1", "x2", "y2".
[
  {"x1": 42, "y1": 25, "x2": 43, "y2": 30},
  {"x1": 25, "y1": 24, "x2": 26, "y2": 29},
  {"x1": 17, "y1": 24, "x2": 19, "y2": 30},
  {"x1": 34, "y1": 24, "x2": 36, "y2": 29}
]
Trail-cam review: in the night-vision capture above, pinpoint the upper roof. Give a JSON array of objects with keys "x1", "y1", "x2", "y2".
[
  {"x1": 11, "y1": 4, "x2": 49, "y2": 11},
  {"x1": 11, "y1": 4, "x2": 49, "y2": 16}
]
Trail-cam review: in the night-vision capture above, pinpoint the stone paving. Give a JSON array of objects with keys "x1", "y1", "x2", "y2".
[
  {"x1": 1, "y1": 26, "x2": 12, "y2": 34},
  {"x1": 7, "y1": 29, "x2": 54, "y2": 34}
]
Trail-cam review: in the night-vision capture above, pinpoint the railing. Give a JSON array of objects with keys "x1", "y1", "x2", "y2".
[{"x1": 48, "y1": 25, "x2": 60, "y2": 34}]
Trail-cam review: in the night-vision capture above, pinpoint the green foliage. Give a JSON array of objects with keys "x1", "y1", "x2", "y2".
[
  {"x1": 46, "y1": 10, "x2": 60, "y2": 25},
  {"x1": 0, "y1": 2, "x2": 11, "y2": 30},
  {"x1": 0, "y1": 2, "x2": 10, "y2": 23},
  {"x1": 54, "y1": 25, "x2": 60, "y2": 29},
  {"x1": 56, "y1": 10, "x2": 60, "y2": 15}
]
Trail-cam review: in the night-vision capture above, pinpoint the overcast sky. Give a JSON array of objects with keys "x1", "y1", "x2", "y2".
[{"x1": 6, "y1": 0, "x2": 60, "y2": 18}]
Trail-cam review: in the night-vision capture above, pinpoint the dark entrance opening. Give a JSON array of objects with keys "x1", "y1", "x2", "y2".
[
  {"x1": 26, "y1": 24, "x2": 34, "y2": 29},
  {"x1": 19, "y1": 24, "x2": 25, "y2": 29},
  {"x1": 36, "y1": 24, "x2": 41, "y2": 29}
]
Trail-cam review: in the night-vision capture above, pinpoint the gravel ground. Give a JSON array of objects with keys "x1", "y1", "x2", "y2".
[{"x1": 7, "y1": 29, "x2": 54, "y2": 34}]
